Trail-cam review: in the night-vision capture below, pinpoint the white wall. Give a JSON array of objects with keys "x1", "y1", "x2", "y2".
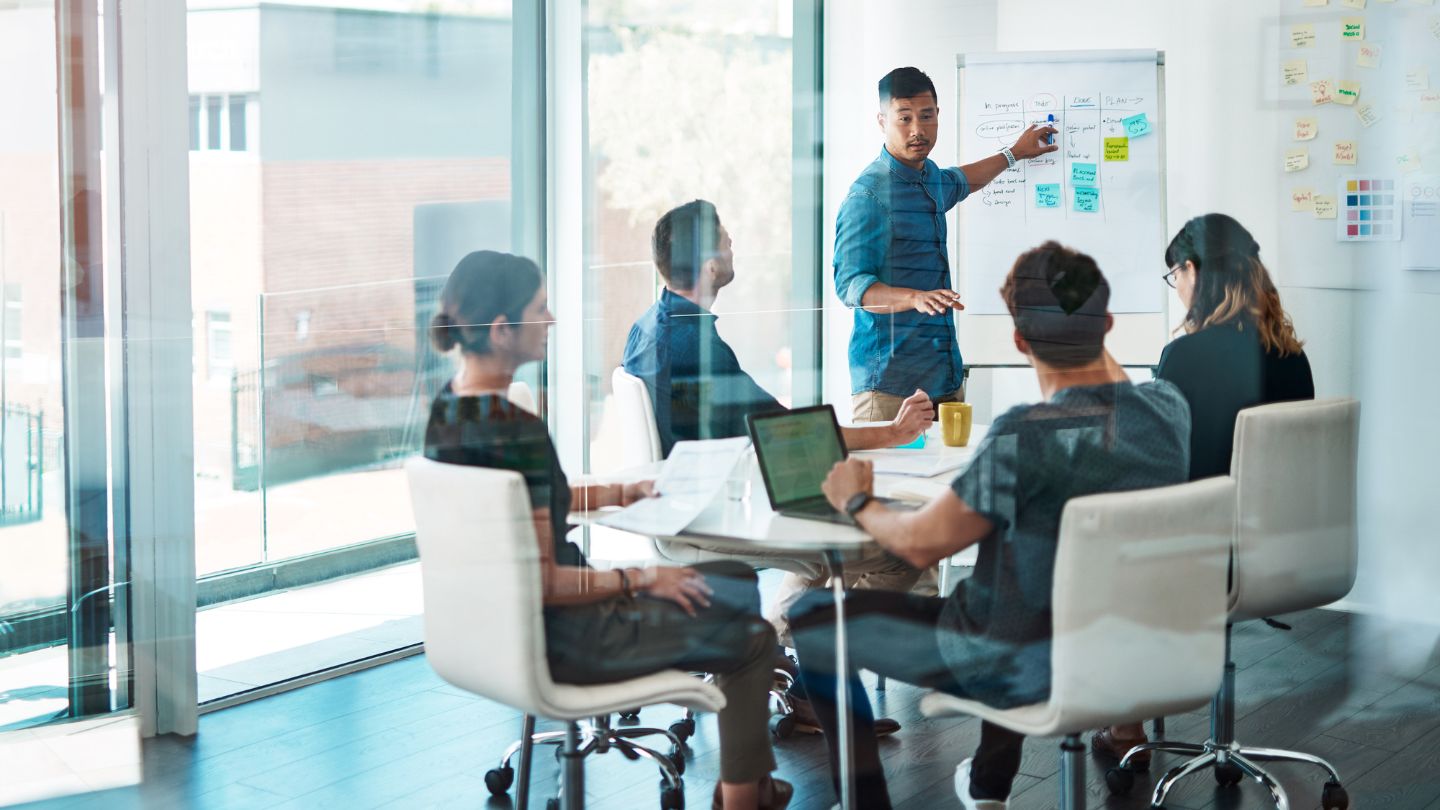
[{"x1": 826, "y1": 0, "x2": 1440, "y2": 628}]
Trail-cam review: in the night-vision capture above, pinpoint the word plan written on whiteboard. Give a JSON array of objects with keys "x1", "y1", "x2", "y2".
[{"x1": 957, "y1": 50, "x2": 1165, "y2": 314}]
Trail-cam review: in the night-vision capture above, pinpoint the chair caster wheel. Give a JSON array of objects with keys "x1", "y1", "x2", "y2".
[
  {"x1": 660, "y1": 779, "x2": 686, "y2": 809},
  {"x1": 545, "y1": 798, "x2": 560, "y2": 810},
  {"x1": 483, "y1": 765, "x2": 514, "y2": 796},
  {"x1": 669, "y1": 746, "x2": 686, "y2": 775},
  {"x1": 1106, "y1": 766, "x2": 1135, "y2": 795},
  {"x1": 1322, "y1": 780, "x2": 1349, "y2": 810},
  {"x1": 769, "y1": 713, "x2": 797, "y2": 739},
  {"x1": 1214, "y1": 760, "x2": 1244, "y2": 787},
  {"x1": 618, "y1": 707, "x2": 641, "y2": 722},
  {"x1": 669, "y1": 719, "x2": 694, "y2": 742}
]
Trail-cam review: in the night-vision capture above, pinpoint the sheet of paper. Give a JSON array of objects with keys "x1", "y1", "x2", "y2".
[
  {"x1": 1294, "y1": 117, "x2": 1319, "y2": 140},
  {"x1": 1103, "y1": 137, "x2": 1129, "y2": 162},
  {"x1": 1035, "y1": 183, "x2": 1061, "y2": 208},
  {"x1": 1402, "y1": 175, "x2": 1440, "y2": 270},
  {"x1": 1334, "y1": 141, "x2": 1358, "y2": 164},
  {"x1": 1283, "y1": 59, "x2": 1309, "y2": 86},
  {"x1": 597, "y1": 437, "x2": 749, "y2": 537},
  {"x1": 1408, "y1": 67, "x2": 1431, "y2": 91},
  {"x1": 1070, "y1": 162, "x2": 1098, "y2": 185},
  {"x1": 1311, "y1": 78, "x2": 1335, "y2": 104},
  {"x1": 856, "y1": 451, "x2": 968, "y2": 480},
  {"x1": 1313, "y1": 194, "x2": 1338, "y2": 218},
  {"x1": 1335, "y1": 80, "x2": 1361, "y2": 105},
  {"x1": 1074, "y1": 186, "x2": 1101, "y2": 212},
  {"x1": 1122, "y1": 112, "x2": 1151, "y2": 137},
  {"x1": 1291, "y1": 23, "x2": 1317, "y2": 47},
  {"x1": 1355, "y1": 103, "x2": 1381, "y2": 127},
  {"x1": 1285, "y1": 148, "x2": 1311, "y2": 172},
  {"x1": 1341, "y1": 17, "x2": 1365, "y2": 40},
  {"x1": 1397, "y1": 149, "x2": 1423, "y2": 173},
  {"x1": 1357, "y1": 43, "x2": 1382, "y2": 68},
  {"x1": 1291, "y1": 187, "x2": 1316, "y2": 212}
]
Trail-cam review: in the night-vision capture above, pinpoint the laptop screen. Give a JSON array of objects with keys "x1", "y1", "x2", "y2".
[{"x1": 748, "y1": 406, "x2": 847, "y2": 508}]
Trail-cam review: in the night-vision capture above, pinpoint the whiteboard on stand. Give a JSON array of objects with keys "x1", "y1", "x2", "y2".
[{"x1": 955, "y1": 50, "x2": 1170, "y2": 366}]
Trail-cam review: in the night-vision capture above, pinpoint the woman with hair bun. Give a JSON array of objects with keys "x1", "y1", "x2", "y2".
[{"x1": 423, "y1": 250, "x2": 790, "y2": 810}]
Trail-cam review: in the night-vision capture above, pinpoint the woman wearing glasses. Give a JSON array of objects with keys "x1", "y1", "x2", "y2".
[{"x1": 1091, "y1": 213, "x2": 1314, "y2": 767}]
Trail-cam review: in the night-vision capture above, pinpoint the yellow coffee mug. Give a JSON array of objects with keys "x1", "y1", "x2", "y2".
[{"x1": 939, "y1": 401, "x2": 973, "y2": 447}]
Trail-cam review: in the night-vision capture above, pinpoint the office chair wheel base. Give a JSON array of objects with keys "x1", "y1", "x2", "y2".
[
  {"x1": 1105, "y1": 766, "x2": 1135, "y2": 795},
  {"x1": 769, "y1": 713, "x2": 797, "y2": 739},
  {"x1": 483, "y1": 766, "x2": 514, "y2": 796},
  {"x1": 660, "y1": 779, "x2": 686, "y2": 809},
  {"x1": 1214, "y1": 761, "x2": 1244, "y2": 787},
  {"x1": 668, "y1": 746, "x2": 686, "y2": 775},
  {"x1": 619, "y1": 708, "x2": 642, "y2": 722},
  {"x1": 669, "y1": 719, "x2": 694, "y2": 742},
  {"x1": 1322, "y1": 781, "x2": 1349, "y2": 810}
]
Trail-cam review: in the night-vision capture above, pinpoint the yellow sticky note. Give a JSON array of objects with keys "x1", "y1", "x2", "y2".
[
  {"x1": 1342, "y1": 0, "x2": 1366, "y2": 7},
  {"x1": 1304, "y1": 0, "x2": 1328, "y2": 5},
  {"x1": 1335, "y1": 80, "x2": 1361, "y2": 105},
  {"x1": 1313, "y1": 195, "x2": 1338, "y2": 218},
  {"x1": 1419, "y1": 90, "x2": 1440, "y2": 112},
  {"x1": 1285, "y1": 148, "x2": 1310, "y2": 172},
  {"x1": 1430, "y1": 16, "x2": 1440, "y2": 39},
  {"x1": 1341, "y1": 17, "x2": 1366, "y2": 39},
  {"x1": 1291, "y1": 187, "x2": 1316, "y2": 212},
  {"x1": 1357, "y1": 43, "x2": 1382, "y2": 68},
  {"x1": 1291, "y1": 23, "x2": 1317, "y2": 47},
  {"x1": 1283, "y1": 59, "x2": 1309, "y2": 85},
  {"x1": 1103, "y1": 137, "x2": 1129, "y2": 162},
  {"x1": 1408, "y1": 66, "x2": 1431, "y2": 91},
  {"x1": 1294, "y1": 117, "x2": 1319, "y2": 140},
  {"x1": 1334, "y1": 141, "x2": 1358, "y2": 164},
  {"x1": 1355, "y1": 103, "x2": 1382, "y2": 127},
  {"x1": 1310, "y1": 78, "x2": 1335, "y2": 104},
  {"x1": 1397, "y1": 149, "x2": 1423, "y2": 173}
]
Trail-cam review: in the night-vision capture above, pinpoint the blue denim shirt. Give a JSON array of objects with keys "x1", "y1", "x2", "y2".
[
  {"x1": 834, "y1": 147, "x2": 968, "y2": 396},
  {"x1": 623, "y1": 289, "x2": 783, "y2": 456}
]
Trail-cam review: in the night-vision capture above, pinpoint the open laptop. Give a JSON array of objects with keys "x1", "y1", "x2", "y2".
[{"x1": 746, "y1": 405, "x2": 908, "y2": 526}]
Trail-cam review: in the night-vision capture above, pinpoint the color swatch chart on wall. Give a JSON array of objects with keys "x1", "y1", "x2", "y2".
[{"x1": 1338, "y1": 176, "x2": 1402, "y2": 241}]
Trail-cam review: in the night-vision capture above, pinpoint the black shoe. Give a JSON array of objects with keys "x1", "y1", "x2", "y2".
[{"x1": 786, "y1": 693, "x2": 901, "y2": 737}]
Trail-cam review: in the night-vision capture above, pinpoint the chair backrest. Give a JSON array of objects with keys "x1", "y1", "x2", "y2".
[
  {"x1": 405, "y1": 456, "x2": 554, "y2": 713},
  {"x1": 611, "y1": 366, "x2": 664, "y2": 466},
  {"x1": 507, "y1": 381, "x2": 537, "y2": 415},
  {"x1": 1048, "y1": 477, "x2": 1234, "y2": 730},
  {"x1": 1230, "y1": 397, "x2": 1360, "y2": 620}
]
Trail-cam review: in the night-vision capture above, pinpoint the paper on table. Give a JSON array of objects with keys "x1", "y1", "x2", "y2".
[
  {"x1": 597, "y1": 437, "x2": 750, "y2": 537},
  {"x1": 857, "y1": 451, "x2": 968, "y2": 479}
]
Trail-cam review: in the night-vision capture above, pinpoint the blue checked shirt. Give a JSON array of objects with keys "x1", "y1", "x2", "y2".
[{"x1": 834, "y1": 147, "x2": 968, "y2": 397}]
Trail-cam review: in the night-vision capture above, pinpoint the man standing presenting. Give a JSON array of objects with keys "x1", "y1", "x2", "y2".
[{"x1": 836, "y1": 66, "x2": 1058, "y2": 420}]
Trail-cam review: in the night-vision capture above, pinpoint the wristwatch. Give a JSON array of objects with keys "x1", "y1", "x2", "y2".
[
  {"x1": 843, "y1": 492, "x2": 874, "y2": 518},
  {"x1": 1000, "y1": 146, "x2": 1017, "y2": 169}
]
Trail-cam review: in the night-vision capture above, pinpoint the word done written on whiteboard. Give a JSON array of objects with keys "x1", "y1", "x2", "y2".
[{"x1": 959, "y1": 51, "x2": 1164, "y2": 315}]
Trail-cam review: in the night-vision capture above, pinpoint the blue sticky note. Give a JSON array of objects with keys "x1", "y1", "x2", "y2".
[
  {"x1": 1035, "y1": 183, "x2": 1061, "y2": 208},
  {"x1": 1071, "y1": 162, "x2": 1098, "y2": 186},
  {"x1": 1074, "y1": 186, "x2": 1100, "y2": 212},
  {"x1": 1122, "y1": 112, "x2": 1151, "y2": 138}
]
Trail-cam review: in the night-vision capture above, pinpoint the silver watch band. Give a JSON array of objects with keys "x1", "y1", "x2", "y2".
[{"x1": 1001, "y1": 146, "x2": 1017, "y2": 169}]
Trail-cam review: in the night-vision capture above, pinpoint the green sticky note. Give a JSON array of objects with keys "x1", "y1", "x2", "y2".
[
  {"x1": 1104, "y1": 137, "x2": 1130, "y2": 162},
  {"x1": 1074, "y1": 186, "x2": 1100, "y2": 212},
  {"x1": 1071, "y1": 162, "x2": 1097, "y2": 185},
  {"x1": 1035, "y1": 183, "x2": 1061, "y2": 208},
  {"x1": 1122, "y1": 112, "x2": 1151, "y2": 138}
]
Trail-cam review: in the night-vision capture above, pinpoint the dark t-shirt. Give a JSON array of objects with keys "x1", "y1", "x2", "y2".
[
  {"x1": 938, "y1": 380, "x2": 1191, "y2": 708},
  {"x1": 423, "y1": 384, "x2": 587, "y2": 568},
  {"x1": 1156, "y1": 323, "x2": 1314, "y2": 480}
]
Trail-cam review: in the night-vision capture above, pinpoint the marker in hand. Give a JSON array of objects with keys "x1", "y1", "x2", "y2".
[{"x1": 1046, "y1": 113, "x2": 1055, "y2": 144}]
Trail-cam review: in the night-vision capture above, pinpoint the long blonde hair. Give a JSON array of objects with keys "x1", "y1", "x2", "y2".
[{"x1": 1166, "y1": 214, "x2": 1303, "y2": 356}]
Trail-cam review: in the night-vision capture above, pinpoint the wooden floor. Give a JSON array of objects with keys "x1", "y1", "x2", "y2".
[{"x1": 16, "y1": 608, "x2": 1440, "y2": 810}]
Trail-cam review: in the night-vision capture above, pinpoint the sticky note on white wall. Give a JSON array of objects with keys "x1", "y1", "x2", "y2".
[
  {"x1": 1292, "y1": 24, "x2": 1317, "y2": 47},
  {"x1": 1283, "y1": 59, "x2": 1309, "y2": 85},
  {"x1": 1334, "y1": 141, "x2": 1358, "y2": 164},
  {"x1": 1291, "y1": 187, "x2": 1316, "y2": 211},
  {"x1": 1355, "y1": 103, "x2": 1382, "y2": 127},
  {"x1": 1335, "y1": 80, "x2": 1361, "y2": 104},
  {"x1": 1313, "y1": 195, "x2": 1338, "y2": 218},
  {"x1": 1343, "y1": 0, "x2": 1366, "y2": 7},
  {"x1": 1397, "y1": 150, "x2": 1423, "y2": 173},
  {"x1": 1311, "y1": 79, "x2": 1335, "y2": 104},
  {"x1": 1408, "y1": 67, "x2": 1431, "y2": 91},
  {"x1": 1294, "y1": 117, "x2": 1319, "y2": 140},
  {"x1": 1357, "y1": 44, "x2": 1382, "y2": 68},
  {"x1": 1285, "y1": 148, "x2": 1311, "y2": 171},
  {"x1": 1341, "y1": 17, "x2": 1366, "y2": 39}
]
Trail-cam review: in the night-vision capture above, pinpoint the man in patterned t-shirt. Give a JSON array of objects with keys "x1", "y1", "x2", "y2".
[{"x1": 790, "y1": 242, "x2": 1191, "y2": 810}]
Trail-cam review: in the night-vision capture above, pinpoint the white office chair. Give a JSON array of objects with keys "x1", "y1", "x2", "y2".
[
  {"x1": 406, "y1": 457, "x2": 725, "y2": 810},
  {"x1": 508, "y1": 380, "x2": 538, "y2": 415},
  {"x1": 1110, "y1": 398, "x2": 1360, "y2": 810},
  {"x1": 921, "y1": 477, "x2": 1235, "y2": 810},
  {"x1": 610, "y1": 367, "x2": 664, "y2": 469}
]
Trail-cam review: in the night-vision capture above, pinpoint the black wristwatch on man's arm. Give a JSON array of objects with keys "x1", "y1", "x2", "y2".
[{"x1": 843, "y1": 492, "x2": 873, "y2": 519}]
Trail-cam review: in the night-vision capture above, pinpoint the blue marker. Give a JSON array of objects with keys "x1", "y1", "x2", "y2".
[{"x1": 1046, "y1": 113, "x2": 1055, "y2": 144}]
